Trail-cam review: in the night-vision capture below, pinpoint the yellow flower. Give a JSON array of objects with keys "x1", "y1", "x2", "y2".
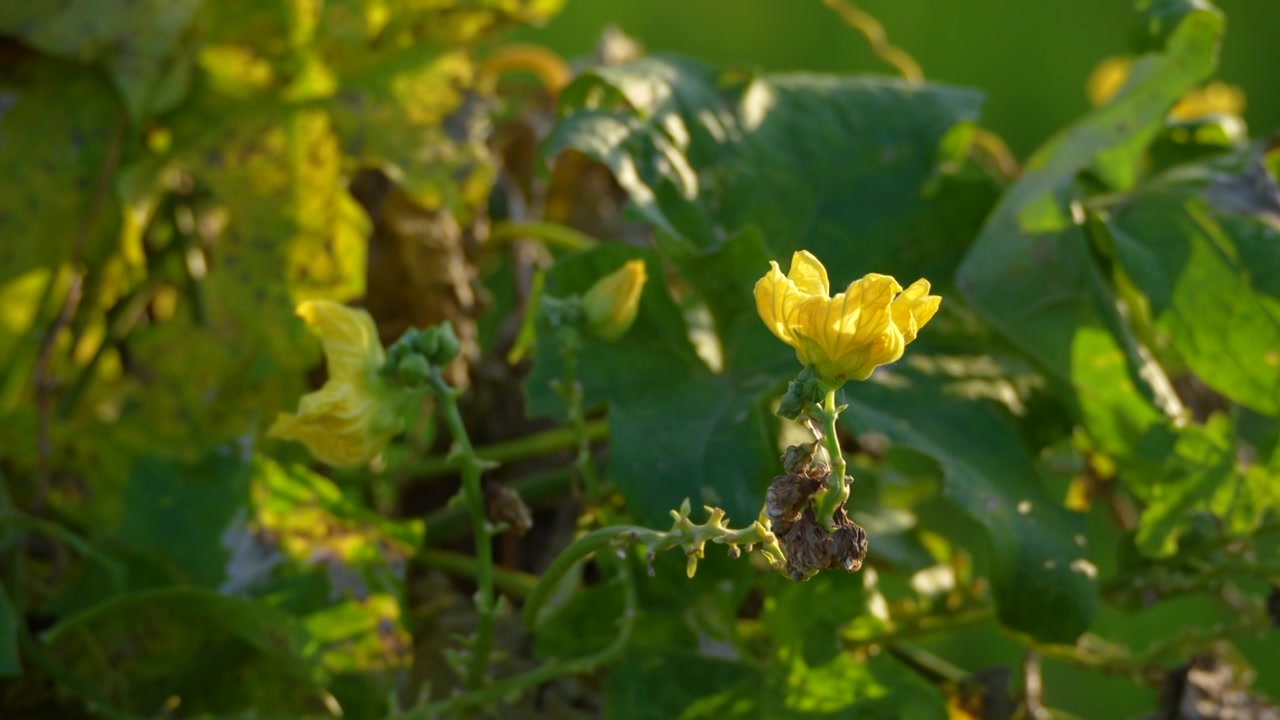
[
  {"x1": 1169, "y1": 81, "x2": 1246, "y2": 121},
  {"x1": 582, "y1": 259, "x2": 647, "y2": 340},
  {"x1": 269, "y1": 301, "x2": 404, "y2": 467},
  {"x1": 1086, "y1": 56, "x2": 1246, "y2": 120},
  {"x1": 754, "y1": 251, "x2": 940, "y2": 386}
]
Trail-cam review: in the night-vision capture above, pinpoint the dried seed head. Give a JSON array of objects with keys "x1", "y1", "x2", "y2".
[
  {"x1": 764, "y1": 472, "x2": 825, "y2": 524},
  {"x1": 484, "y1": 480, "x2": 532, "y2": 536},
  {"x1": 765, "y1": 473, "x2": 867, "y2": 580}
]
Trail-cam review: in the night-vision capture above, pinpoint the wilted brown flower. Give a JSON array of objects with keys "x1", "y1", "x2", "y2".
[{"x1": 765, "y1": 471, "x2": 868, "y2": 581}]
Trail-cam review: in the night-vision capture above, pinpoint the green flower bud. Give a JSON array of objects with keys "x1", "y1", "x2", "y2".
[
  {"x1": 413, "y1": 327, "x2": 441, "y2": 359},
  {"x1": 433, "y1": 322, "x2": 461, "y2": 364},
  {"x1": 396, "y1": 353, "x2": 431, "y2": 388},
  {"x1": 777, "y1": 367, "x2": 827, "y2": 420}
]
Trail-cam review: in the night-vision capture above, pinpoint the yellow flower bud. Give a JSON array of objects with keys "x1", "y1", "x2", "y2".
[
  {"x1": 582, "y1": 259, "x2": 647, "y2": 341},
  {"x1": 754, "y1": 250, "x2": 940, "y2": 387},
  {"x1": 269, "y1": 301, "x2": 404, "y2": 467}
]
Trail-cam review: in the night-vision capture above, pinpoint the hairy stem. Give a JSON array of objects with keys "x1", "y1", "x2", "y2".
[
  {"x1": 814, "y1": 388, "x2": 849, "y2": 532},
  {"x1": 488, "y1": 220, "x2": 598, "y2": 253},
  {"x1": 522, "y1": 525, "x2": 659, "y2": 628},
  {"x1": 411, "y1": 418, "x2": 609, "y2": 479},
  {"x1": 418, "y1": 548, "x2": 539, "y2": 598},
  {"x1": 429, "y1": 372, "x2": 496, "y2": 688},
  {"x1": 559, "y1": 334, "x2": 602, "y2": 505}
]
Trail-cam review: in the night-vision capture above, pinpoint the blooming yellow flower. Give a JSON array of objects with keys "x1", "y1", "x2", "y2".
[
  {"x1": 1086, "y1": 56, "x2": 1246, "y2": 120},
  {"x1": 269, "y1": 300, "x2": 404, "y2": 467},
  {"x1": 582, "y1": 259, "x2": 647, "y2": 340},
  {"x1": 754, "y1": 251, "x2": 940, "y2": 386}
]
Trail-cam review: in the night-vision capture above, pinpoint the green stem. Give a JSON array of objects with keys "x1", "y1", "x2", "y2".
[
  {"x1": 410, "y1": 418, "x2": 609, "y2": 479},
  {"x1": 488, "y1": 220, "x2": 598, "y2": 253},
  {"x1": 521, "y1": 525, "x2": 659, "y2": 628},
  {"x1": 394, "y1": 561, "x2": 636, "y2": 720},
  {"x1": 1, "y1": 511, "x2": 125, "y2": 592},
  {"x1": 521, "y1": 512, "x2": 784, "y2": 629},
  {"x1": 814, "y1": 388, "x2": 848, "y2": 532},
  {"x1": 560, "y1": 335, "x2": 602, "y2": 504},
  {"x1": 418, "y1": 548, "x2": 539, "y2": 598},
  {"x1": 842, "y1": 602, "x2": 994, "y2": 651},
  {"x1": 429, "y1": 372, "x2": 496, "y2": 689},
  {"x1": 424, "y1": 467, "x2": 574, "y2": 545}
]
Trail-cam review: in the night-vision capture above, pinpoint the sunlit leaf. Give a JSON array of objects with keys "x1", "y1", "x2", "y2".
[
  {"x1": 1108, "y1": 184, "x2": 1280, "y2": 415},
  {"x1": 955, "y1": 2, "x2": 1224, "y2": 449}
]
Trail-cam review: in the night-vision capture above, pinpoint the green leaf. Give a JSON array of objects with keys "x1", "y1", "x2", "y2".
[
  {"x1": 196, "y1": 110, "x2": 370, "y2": 308},
  {"x1": 844, "y1": 370, "x2": 1098, "y2": 643},
  {"x1": 1126, "y1": 413, "x2": 1280, "y2": 557},
  {"x1": 1108, "y1": 187, "x2": 1280, "y2": 415},
  {"x1": 0, "y1": 579, "x2": 19, "y2": 677},
  {"x1": 116, "y1": 449, "x2": 253, "y2": 589},
  {"x1": 954, "y1": 3, "x2": 1224, "y2": 437},
  {"x1": 328, "y1": 49, "x2": 493, "y2": 216},
  {"x1": 762, "y1": 571, "x2": 868, "y2": 668},
  {"x1": 42, "y1": 587, "x2": 327, "y2": 715},
  {"x1": 1131, "y1": 416, "x2": 1232, "y2": 556},
  {"x1": 547, "y1": 56, "x2": 986, "y2": 272},
  {"x1": 604, "y1": 645, "x2": 944, "y2": 720},
  {"x1": 524, "y1": 242, "x2": 779, "y2": 525},
  {"x1": 0, "y1": 58, "x2": 123, "y2": 282},
  {"x1": 606, "y1": 650, "x2": 762, "y2": 719},
  {"x1": 0, "y1": 0, "x2": 200, "y2": 120}
]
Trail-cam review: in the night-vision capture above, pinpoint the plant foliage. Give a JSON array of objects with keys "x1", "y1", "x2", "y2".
[{"x1": 1, "y1": 0, "x2": 1278, "y2": 718}]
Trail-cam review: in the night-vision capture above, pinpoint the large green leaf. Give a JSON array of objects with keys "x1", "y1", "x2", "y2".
[
  {"x1": 0, "y1": 58, "x2": 123, "y2": 281},
  {"x1": 844, "y1": 370, "x2": 1098, "y2": 643},
  {"x1": 116, "y1": 449, "x2": 253, "y2": 588},
  {"x1": 524, "y1": 242, "x2": 778, "y2": 525},
  {"x1": 547, "y1": 56, "x2": 985, "y2": 269},
  {"x1": 1108, "y1": 184, "x2": 1280, "y2": 415},
  {"x1": 1123, "y1": 413, "x2": 1280, "y2": 557},
  {"x1": 41, "y1": 587, "x2": 328, "y2": 715},
  {"x1": 954, "y1": 2, "x2": 1224, "y2": 444},
  {"x1": 604, "y1": 644, "x2": 944, "y2": 719},
  {"x1": 0, "y1": 0, "x2": 200, "y2": 120},
  {"x1": 196, "y1": 109, "x2": 370, "y2": 308}
]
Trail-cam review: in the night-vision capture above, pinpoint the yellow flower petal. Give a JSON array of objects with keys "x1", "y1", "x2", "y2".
[
  {"x1": 785, "y1": 250, "x2": 830, "y2": 296},
  {"x1": 269, "y1": 302, "x2": 402, "y2": 467},
  {"x1": 892, "y1": 278, "x2": 942, "y2": 344},
  {"x1": 754, "y1": 260, "x2": 807, "y2": 348},
  {"x1": 754, "y1": 251, "x2": 941, "y2": 386},
  {"x1": 297, "y1": 300, "x2": 385, "y2": 381}
]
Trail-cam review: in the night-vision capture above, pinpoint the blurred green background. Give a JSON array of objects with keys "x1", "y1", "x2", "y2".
[{"x1": 516, "y1": 0, "x2": 1279, "y2": 156}]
